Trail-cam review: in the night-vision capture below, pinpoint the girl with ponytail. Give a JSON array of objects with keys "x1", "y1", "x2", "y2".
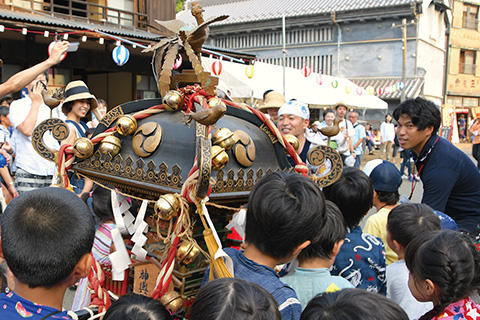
[{"x1": 405, "y1": 229, "x2": 480, "y2": 320}]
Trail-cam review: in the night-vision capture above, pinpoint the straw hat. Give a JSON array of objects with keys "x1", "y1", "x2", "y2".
[
  {"x1": 257, "y1": 91, "x2": 285, "y2": 112},
  {"x1": 62, "y1": 80, "x2": 98, "y2": 115}
]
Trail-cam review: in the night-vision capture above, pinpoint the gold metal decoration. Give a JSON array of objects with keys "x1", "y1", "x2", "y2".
[
  {"x1": 99, "y1": 135, "x2": 122, "y2": 158},
  {"x1": 73, "y1": 138, "x2": 94, "y2": 159},
  {"x1": 160, "y1": 291, "x2": 184, "y2": 313},
  {"x1": 176, "y1": 241, "x2": 201, "y2": 265},
  {"x1": 307, "y1": 145, "x2": 343, "y2": 188},
  {"x1": 116, "y1": 115, "x2": 138, "y2": 136},
  {"x1": 232, "y1": 130, "x2": 256, "y2": 167},
  {"x1": 211, "y1": 128, "x2": 235, "y2": 150},
  {"x1": 211, "y1": 145, "x2": 229, "y2": 171},
  {"x1": 75, "y1": 152, "x2": 184, "y2": 197},
  {"x1": 284, "y1": 134, "x2": 299, "y2": 152},
  {"x1": 99, "y1": 106, "x2": 123, "y2": 128},
  {"x1": 195, "y1": 121, "x2": 212, "y2": 198},
  {"x1": 154, "y1": 194, "x2": 180, "y2": 221},
  {"x1": 163, "y1": 90, "x2": 184, "y2": 112},
  {"x1": 132, "y1": 122, "x2": 163, "y2": 157},
  {"x1": 32, "y1": 118, "x2": 70, "y2": 162},
  {"x1": 207, "y1": 97, "x2": 226, "y2": 109}
]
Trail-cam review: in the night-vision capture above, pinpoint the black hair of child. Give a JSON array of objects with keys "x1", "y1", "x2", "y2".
[
  {"x1": 375, "y1": 190, "x2": 399, "y2": 206},
  {"x1": 387, "y1": 203, "x2": 441, "y2": 248},
  {"x1": 393, "y1": 97, "x2": 441, "y2": 133},
  {"x1": 322, "y1": 167, "x2": 373, "y2": 228},
  {"x1": 103, "y1": 293, "x2": 173, "y2": 320},
  {"x1": 81, "y1": 184, "x2": 115, "y2": 224},
  {"x1": 300, "y1": 288, "x2": 409, "y2": 320},
  {"x1": 1, "y1": 187, "x2": 95, "y2": 288},
  {"x1": 298, "y1": 200, "x2": 345, "y2": 262},
  {"x1": 405, "y1": 229, "x2": 480, "y2": 320},
  {"x1": 190, "y1": 277, "x2": 281, "y2": 320},
  {"x1": 245, "y1": 172, "x2": 326, "y2": 260},
  {"x1": 0, "y1": 105, "x2": 9, "y2": 120}
]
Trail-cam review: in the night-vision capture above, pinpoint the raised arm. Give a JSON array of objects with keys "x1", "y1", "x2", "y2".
[{"x1": 0, "y1": 41, "x2": 69, "y2": 97}]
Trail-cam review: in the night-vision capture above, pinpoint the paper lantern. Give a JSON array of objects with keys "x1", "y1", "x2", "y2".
[
  {"x1": 331, "y1": 80, "x2": 338, "y2": 88},
  {"x1": 397, "y1": 82, "x2": 405, "y2": 90},
  {"x1": 356, "y1": 87, "x2": 364, "y2": 95},
  {"x1": 366, "y1": 86, "x2": 374, "y2": 95},
  {"x1": 384, "y1": 86, "x2": 392, "y2": 95},
  {"x1": 345, "y1": 84, "x2": 352, "y2": 94},
  {"x1": 392, "y1": 85, "x2": 397, "y2": 93},
  {"x1": 301, "y1": 66, "x2": 312, "y2": 77},
  {"x1": 112, "y1": 45, "x2": 130, "y2": 66},
  {"x1": 316, "y1": 74, "x2": 323, "y2": 85},
  {"x1": 212, "y1": 60, "x2": 223, "y2": 75},
  {"x1": 48, "y1": 41, "x2": 67, "y2": 61},
  {"x1": 245, "y1": 64, "x2": 255, "y2": 78},
  {"x1": 173, "y1": 55, "x2": 183, "y2": 70},
  {"x1": 377, "y1": 87, "x2": 384, "y2": 95}
]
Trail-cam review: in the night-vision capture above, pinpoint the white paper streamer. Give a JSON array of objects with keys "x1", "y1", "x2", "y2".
[
  {"x1": 201, "y1": 198, "x2": 234, "y2": 276},
  {"x1": 108, "y1": 228, "x2": 131, "y2": 281},
  {"x1": 225, "y1": 209, "x2": 246, "y2": 240}
]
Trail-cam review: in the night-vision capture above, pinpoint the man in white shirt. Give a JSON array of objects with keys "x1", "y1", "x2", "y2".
[
  {"x1": 380, "y1": 113, "x2": 396, "y2": 161},
  {"x1": 348, "y1": 111, "x2": 366, "y2": 168},
  {"x1": 9, "y1": 71, "x2": 58, "y2": 194},
  {"x1": 335, "y1": 103, "x2": 355, "y2": 166}
]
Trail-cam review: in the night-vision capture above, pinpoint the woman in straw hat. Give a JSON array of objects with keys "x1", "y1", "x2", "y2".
[{"x1": 61, "y1": 80, "x2": 98, "y2": 196}]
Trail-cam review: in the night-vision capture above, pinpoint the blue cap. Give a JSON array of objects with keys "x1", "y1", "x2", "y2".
[{"x1": 363, "y1": 159, "x2": 402, "y2": 192}]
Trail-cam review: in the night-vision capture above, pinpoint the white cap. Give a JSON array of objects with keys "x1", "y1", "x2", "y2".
[{"x1": 278, "y1": 100, "x2": 310, "y2": 119}]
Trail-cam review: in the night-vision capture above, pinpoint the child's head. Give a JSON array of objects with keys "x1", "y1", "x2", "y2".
[
  {"x1": 297, "y1": 200, "x2": 345, "y2": 263},
  {"x1": 387, "y1": 203, "x2": 441, "y2": 253},
  {"x1": 323, "y1": 167, "x2": 373, "y2": 228},
  {"x1": 300, "y1": 288, "x2": 409, "y2": 320},
  {"x1": 246, "y1": 172, "x2": 326, "y2": 261},
  {"x1": 190, "y1": 278, "x2": 281, "y2": 320},
  {"x1": 0, "y1": 187, "x2": 95, "y2": 288},
  {"x1": 363, "y1": 159, "x2": 402, "y2": 206},
  {"x1": 81, "y1": 184, "x2": 115, "y2": 223},
  {"x1": 405, "y1": 230, "x2": 480, "y2": 320},
  {"x1": 103, "y1": 293, "x2": 173, "y2": 320}
]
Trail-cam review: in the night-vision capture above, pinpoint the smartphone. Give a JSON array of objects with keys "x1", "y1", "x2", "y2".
[{"x1": 67, "y1": 42, "x2": 80, "y2": 52}]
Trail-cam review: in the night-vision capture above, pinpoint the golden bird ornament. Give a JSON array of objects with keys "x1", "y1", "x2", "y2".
[
  {"x1": 319, "y1": 117, "x2": 341, "y2": 137},
  {"x1": 184, "y1": 103, "x2": 227, "y2": 126}
]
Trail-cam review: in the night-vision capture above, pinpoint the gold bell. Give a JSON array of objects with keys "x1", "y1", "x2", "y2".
[
  {"x1": 208, "y1": 97, "x2": 226, "y2": 109},
  {"x1": 211, "y1": 145, "x2": 229, "y2": 170},
  {"x1": 160, "y1": 291, "x2": 184, "y2": 313},
  {"x1": 99, "y1": 135, "x2": 122, "y2": 157},
  {"x1": 116, "y1": 115, "x2": 138, "y2": 136},
  {"x1": 73, "y1": 137, "x2": 94, "y2": 159},
  {"x1": 163, "y1": 90, "x2": 184, "y2": 112},
  {"x1": 212, "y1": 128, "x2": 235, "y2": 150},
  {"x1": 154, "y1": 194, "x2": 180, "y2": 221},
  {"x1": 176, "y1": 241, "x2": 201, "y2": 265},
  {"x1": 284, "y1": 134, "x2": 299, "y2": 153}
]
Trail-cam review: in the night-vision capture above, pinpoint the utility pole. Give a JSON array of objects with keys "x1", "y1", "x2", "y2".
[
  {"x1": 282, "y1": 15, "x2": 286, "y2": 97},
  {"x1": 392, "y1": 18, "x2": 416, "y2": 102}
]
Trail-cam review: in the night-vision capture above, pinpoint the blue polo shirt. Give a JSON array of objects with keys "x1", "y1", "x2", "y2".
[{"x1": 413, "y1": 134, "x2": 480, "y2": 232}]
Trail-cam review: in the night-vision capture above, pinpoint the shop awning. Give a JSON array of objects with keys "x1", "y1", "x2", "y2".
[{"x1": 349, "y1": 77, "x2": 424, "y2": 100}]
